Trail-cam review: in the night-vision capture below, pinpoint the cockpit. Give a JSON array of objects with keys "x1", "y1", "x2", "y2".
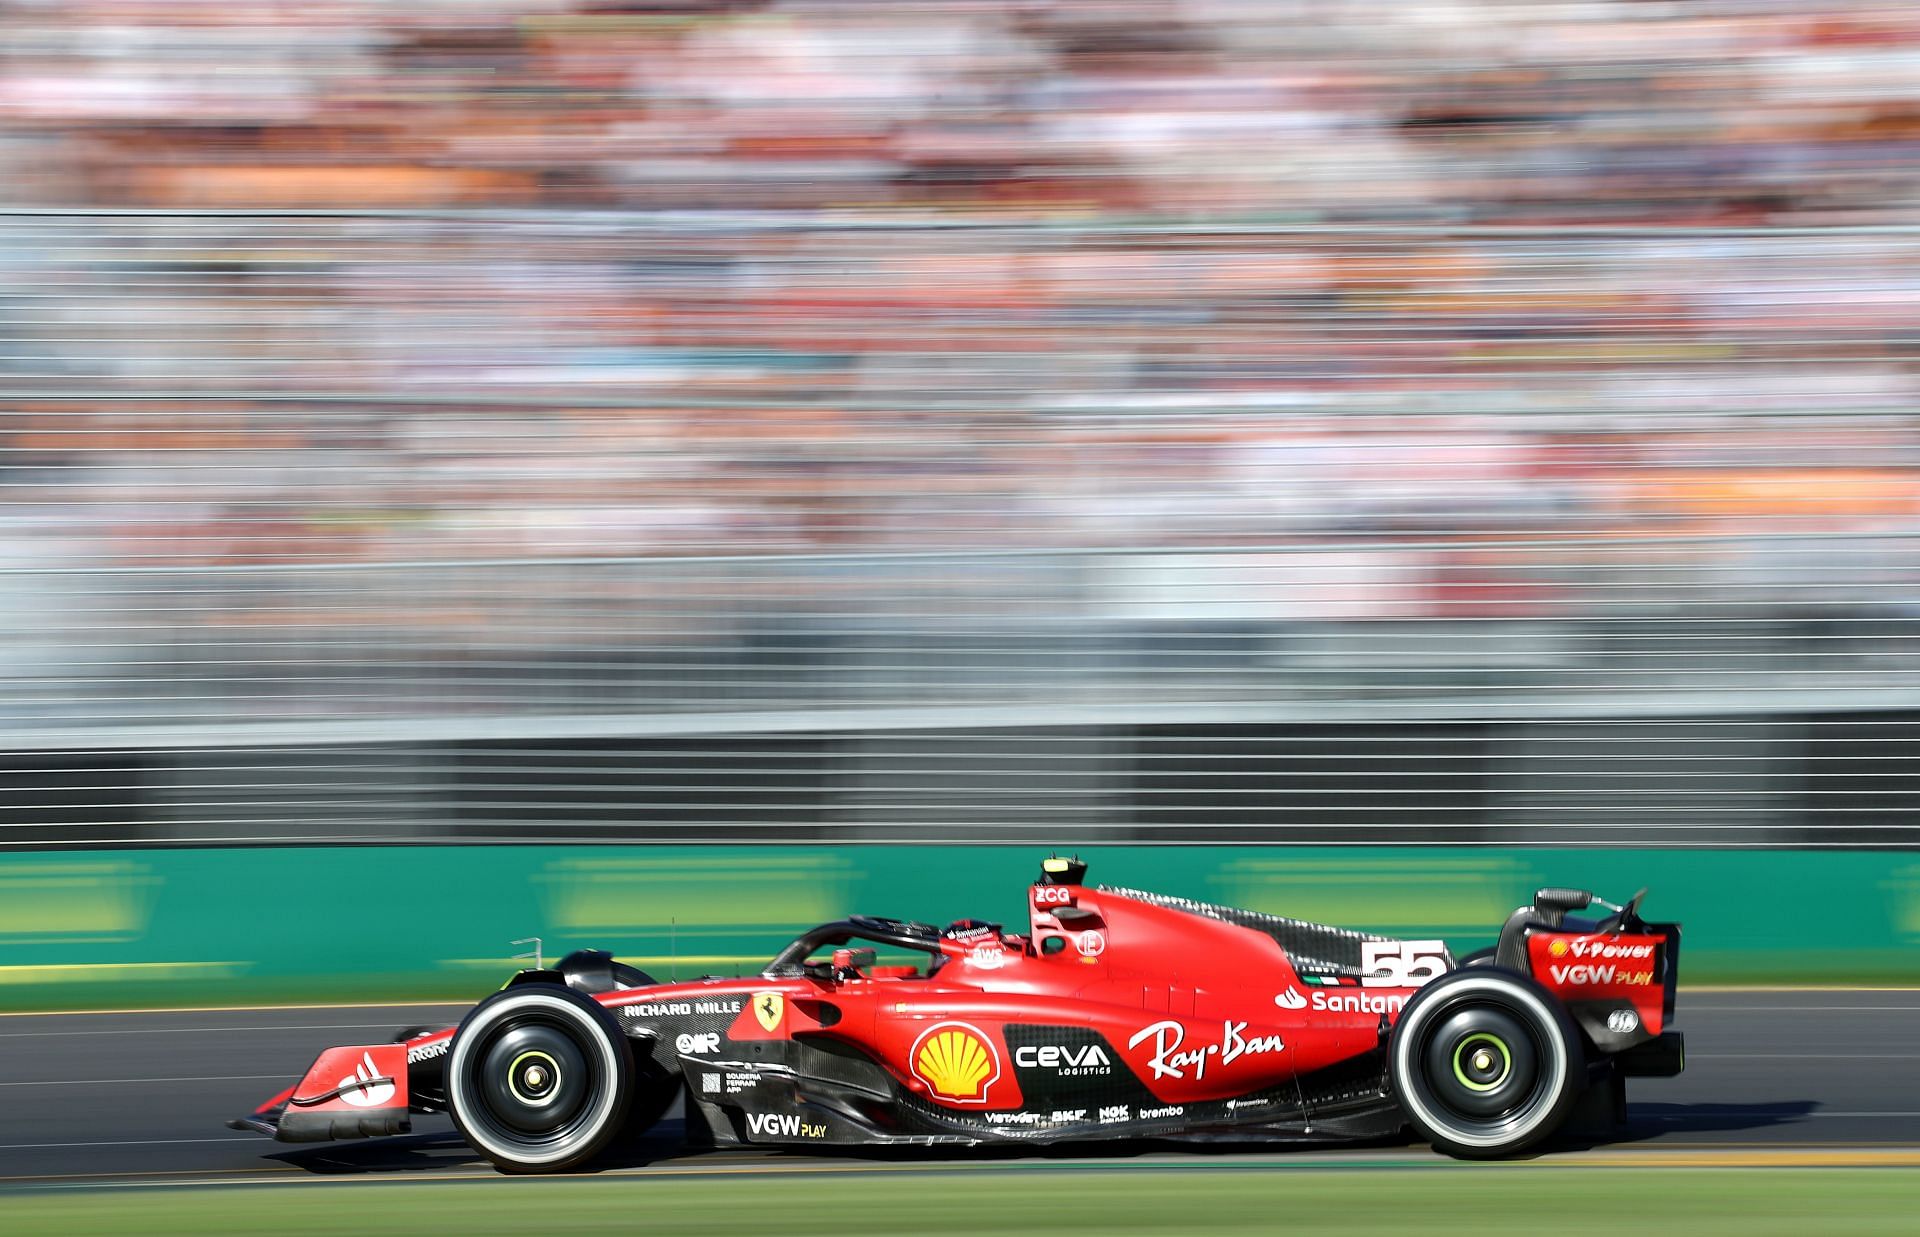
[{"x1": 760, "y1": 914, "x2": 1023, "y2": 982}]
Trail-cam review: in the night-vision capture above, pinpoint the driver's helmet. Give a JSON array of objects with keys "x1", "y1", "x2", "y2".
[{"x1": 941, "y1": 918, "x2": 1002, "y2": 944}]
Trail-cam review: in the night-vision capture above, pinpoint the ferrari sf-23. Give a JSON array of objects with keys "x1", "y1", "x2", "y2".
[{"x1": 232, "y1": 857, "x2": 1682, "y2": 1167}]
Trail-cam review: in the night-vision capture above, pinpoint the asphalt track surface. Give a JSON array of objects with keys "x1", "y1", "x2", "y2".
[{"x1": 1, "y1": 990, "x2": 1914, "y2": 1188}]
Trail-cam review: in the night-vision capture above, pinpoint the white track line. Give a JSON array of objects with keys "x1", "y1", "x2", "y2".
[
  {"x1": 0, "y1": 1137, "x2": 261, "y2": 1151},
  {"x1": 1684, "y1": 1005, "x2": 1920, "y2": 1013},
  {"x1": 1645, "y1": 1111, "x2": 1920, "y2": 1118},
  {"x1": 0, "y1": 1023, "x2": 429, "y2": 1037},
  {"x1": 1705, "y1": 1053, "x2": 1917, "y2": 1060},
  {"x1": 0, "y1": 1001, "x2": 473, "y2": 1018}
]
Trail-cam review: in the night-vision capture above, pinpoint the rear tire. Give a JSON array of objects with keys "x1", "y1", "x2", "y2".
[
  {"x1": 446, "y1": 984, "x2": 633, "y2": 1173},
  {"x1": 1389, "y1": 968, "x2": 1582, "y2": 1159}
]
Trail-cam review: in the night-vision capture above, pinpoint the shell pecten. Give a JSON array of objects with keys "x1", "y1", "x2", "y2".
[{"x1": 913, "y1": 1025, "x2": 997, "y2": 1101}]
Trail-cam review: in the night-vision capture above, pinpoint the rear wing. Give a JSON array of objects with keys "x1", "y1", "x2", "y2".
[{"x1": 1490, "y1": 886, "x2": 1681, "y2": 1071}]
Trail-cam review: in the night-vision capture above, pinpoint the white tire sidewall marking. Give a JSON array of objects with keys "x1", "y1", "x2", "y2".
[
  {"x1": 449, "y1": 991, "x2": 623, "y2": 1166},
  {"x1": 1392, "y1": 974, "x2": 1569, "y2": 1150}
]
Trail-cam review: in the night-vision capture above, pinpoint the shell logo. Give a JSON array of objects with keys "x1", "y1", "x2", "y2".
[
  {"x1": 910, "y1": 1022, "x2": 1001, "y2": 1104},
  {"x1": 1548, "y1": 939, "x2": 1570, "y2": 958}
]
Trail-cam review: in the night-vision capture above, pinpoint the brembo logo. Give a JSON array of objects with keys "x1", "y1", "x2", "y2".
[{"x1": 337, "y1": 1052, "x2": 395, "y2": 1108}]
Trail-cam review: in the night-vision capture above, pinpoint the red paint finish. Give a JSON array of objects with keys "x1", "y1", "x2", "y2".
[
  {"x1": 1528, "y1": 930, "x2": 1670, "y2": 1033},
  {"x1": 594, "y1": 884, "x2": 1413, "y2": 1110},
  {"x1": 289, "y1": 1042, "x2": 409, "y2": 1114}
]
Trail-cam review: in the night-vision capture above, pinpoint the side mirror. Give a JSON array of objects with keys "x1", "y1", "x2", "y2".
[{"x1": 1533, "y1": 888, "x2": 1592, "y2": 914}]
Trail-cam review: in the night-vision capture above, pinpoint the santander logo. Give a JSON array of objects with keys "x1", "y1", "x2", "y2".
[
  {"x1": 337, "y1": 1051, "x2": 395, "y2": 1108},
  {"x1": 1273, "y1": 989, "x2": 1307, "y2": 1010}
]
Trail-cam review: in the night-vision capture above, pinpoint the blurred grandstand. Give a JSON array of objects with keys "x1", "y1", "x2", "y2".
[{"x1": 3, "y1": 0, "x2": 1920, "y2": 847}]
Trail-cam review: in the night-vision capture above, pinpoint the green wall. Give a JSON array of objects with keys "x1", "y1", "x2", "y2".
[{"x1": 2, "y1": 847, "x2": 1913, "y2": 1011}]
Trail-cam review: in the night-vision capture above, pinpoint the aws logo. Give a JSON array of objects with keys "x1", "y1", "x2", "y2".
[{"x1": 910, "y1": 1022, "x2": 1001, "y2": 1104}]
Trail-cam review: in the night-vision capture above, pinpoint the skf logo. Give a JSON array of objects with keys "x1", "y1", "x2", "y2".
[
  {"x1": 337, "y1": 1051, "x2": 395, "y2": 1108},
  {"x1": 911, "y1": 1022, "x2": 1001, "y2": 1104},
  {"x1": 753, "y1": 992, "x2": 785, "y2": 1033},
  {"x1": 1548, "y1": 939, "x2": 1570, "y2": 958}
]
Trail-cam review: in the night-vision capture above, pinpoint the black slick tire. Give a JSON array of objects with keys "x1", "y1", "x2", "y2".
[
  {"x1": 446, "y1": 984, "x2": 634, "y2": 1173},
  {"x1": 1389, "y1": 967, "x2": 1582, "y2": 1159}
]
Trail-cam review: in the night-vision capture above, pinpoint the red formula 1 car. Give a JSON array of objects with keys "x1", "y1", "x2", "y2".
[{"x1": 232, "y1": 857, "x2": 1682, "y2": 1167}]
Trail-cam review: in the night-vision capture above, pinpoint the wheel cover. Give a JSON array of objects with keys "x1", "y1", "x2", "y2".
[
  {"x1": 474, "y1": 1023, "x2": 589, "y2": 1135},
  {"x1": 1451, "y1": 1033, "x2": 1512, "y2": 1093}
]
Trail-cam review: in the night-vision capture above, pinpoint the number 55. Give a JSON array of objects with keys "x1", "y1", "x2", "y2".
[{"x1": 1360, "y1": 940, "x2": 1450, "y2": 989}]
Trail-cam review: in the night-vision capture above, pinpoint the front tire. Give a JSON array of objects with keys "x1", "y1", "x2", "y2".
[
  {"x1": 1389, "y1": 968, "x2": 1582, "y2": 1159},
  {"x1": 446, "y1": 984, "x2": 633, "y2": 1173}
]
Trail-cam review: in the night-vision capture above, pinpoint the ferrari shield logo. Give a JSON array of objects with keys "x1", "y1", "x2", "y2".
[{"x1": 753, "y1": 992, "x2": 785, "y2": 1032}]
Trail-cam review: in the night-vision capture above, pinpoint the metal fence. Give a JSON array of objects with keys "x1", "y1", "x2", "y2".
[
  {"x1": 5, "y1": 535, "x2": 1920, "y2": 739},
  {"x1": 4, "y1": 212, "x2": 1920, "y2": 846}
]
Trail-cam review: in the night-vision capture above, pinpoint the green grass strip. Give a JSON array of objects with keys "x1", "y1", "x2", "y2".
[{"x1": 9, "y1": 1167, "x2": 1920, "y2": 1236}]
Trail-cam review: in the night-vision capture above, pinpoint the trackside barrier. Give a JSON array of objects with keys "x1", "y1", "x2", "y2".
[{"x1": 0, "y1": 846, "x2": 1912, "y2": 1011}]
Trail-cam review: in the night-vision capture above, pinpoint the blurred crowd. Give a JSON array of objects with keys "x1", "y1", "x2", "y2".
[
  {"x1": 6, "y1": 220, "x2": 1920, "y2": 573},
  {"x1": 4, "y1": 0, "x2": 1920, "y2": 222},
  {"x1": 2, "y1": 1, "x2": 1920, "y2": 717}
]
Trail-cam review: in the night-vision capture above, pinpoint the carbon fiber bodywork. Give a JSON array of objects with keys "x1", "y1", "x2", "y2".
[
  {"x1": 665, "y1": 1021, "x2": 1407, "y2": 1149},
  {"x1": 1097, "y1": 884, "x2": 1413, "y2": 978}
]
